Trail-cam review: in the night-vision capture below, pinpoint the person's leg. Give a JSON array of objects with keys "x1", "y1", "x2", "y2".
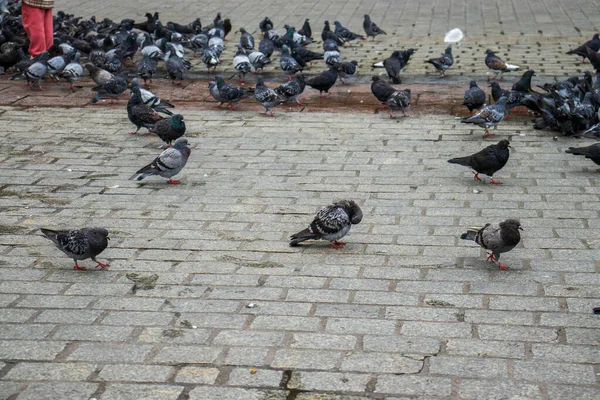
[
  {"x1": 21, "y1": 3, "x2": 46, "y2": 57},
  {"x1": 42, "y1": 8, "x2": 53, "y2": 52}
]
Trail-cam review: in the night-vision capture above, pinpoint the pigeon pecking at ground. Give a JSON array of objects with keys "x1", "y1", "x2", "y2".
[
  {"x1": 425, "y1": 45, "x2": 454, "y2": 77},
  {"x1": 565, "y1": 143, "x2": 600, "y2": 171},
  {"x1": 91, "y1": 70, "x2": 128, "y2": 104},
  {"x1": 448, "y1": 139, "x2": 511, "y2": 184},
  {"x1": 460, "y1": 219, "x2": 523, "y2": 270},
  {"x1": 290, "y1": 200, "x2": 363, "y2": 248},
  {"x1": 461, "y1": 96, "x2": 508, "y2": 136},
  {"x1": 485, "y1": 49, "x2": 520, "y2": 81},
  {"x1": 135, "y1": 137, "x2": 191, "y2": 184},
  {"x1": 40, "y1": 228, "x2": 110, "y2": 271},
  {"x1": 463, "y1": 80, "x2": 486, "y2": 112}
]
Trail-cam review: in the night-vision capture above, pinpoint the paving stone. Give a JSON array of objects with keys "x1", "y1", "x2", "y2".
[
  {"x1": 0, "y1": 382, "x2": 21, "y2": 400},
  {"x1": 546, "y1": 385, "x2": 600, "y2": 400},
  {"x1": 16, "y1": 382, "x2": 98, "y2": 400},
  {"x1": 341, "y1": 352, "x2": 423, "y2": 373},
  {"x1": 478, "y1": 325, "x2": 559, "y2": 343},
  {"x1": 446, "y1": 339, "x2": 524, "y2": 358},
  {"x1": 68, "y1": 343, "x2": 153, "y2": 363},
  {"x1": 326, "y1": 317, "x2": 397, "y2": 335},
  {"x1": 375, "y1": 375, "x2": 452, "y2": 396},
  {"x1": 174, "y1": 366, "x2": 220, "y2": 384},
  {"x1": 224, "y1": 347, "x2": 269, "y2": 366},
  {"x1": 100, "y1": 384, "x2": 184, "y2": 400},
  {"x1": 4, "y1": 362, "x2": 95, "y2": 381},
  {"x1": 0, "y1": 340, "x2": 66, "y2": 360},
  {"x1": 401, "y1": 321, "x2": 473, "y2": 338},
  {"x1": 512, "y1": 360, "x2": 596, "y2": 385},
  {"x1": 531, "y1": 344, "x2": 600, "y2": 363},
  {"x1": 429, "y1": 356, "x2": 508, "y2": 378},
  {"x1": 226, "y1": 367, "x2": 282, "y2": 388},
  {"x1": 213, "y1": 330, "x2": 285, "y2": 346},
  {"x1": 98, "y1": 365, "x2": 174, "y2": 383},
  {"x1": 52, "y1": 325, "x2": 134, "y2": 342},
  {"x1": 271, "y1": 349, "x2": 342, "y2": 370},
  {"x1": 188, "y1": 386, "x2": 288, "y2": 400},
  {"x1": 152, "y1": 345, "x2": 222, "y2": 364},
  {"x1": 34, "y1": 309, "x2": 103, "y2": 324},
  {"x1": 458, "y1": 380, "x2": 542, "y2": 400},
  {"x1": 288, "y1": 371, "x2": 371, "y2": 393}
]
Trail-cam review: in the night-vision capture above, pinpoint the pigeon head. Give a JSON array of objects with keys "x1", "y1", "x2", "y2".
[
  {"x1": 172, "y1": 137, "x2": 189, "y2": 149},
  {"x1": 364, "y1": 14, "x2": 370, "y2": 20},
  {"x1": 256, "y1": 75, "x2": 265, "y2": 86},
  {"x1": 497, "y1": 139, "x2": 511, "y2": 149},
  {"x1": 215, "y1": 75, "x2": 225, "y2": 86},
  {"x1": 523, "y1": 69, "x2": 535, "y2": 77},
  {"x1": 89, "y1": 228, "x2": 110, "y2": 240},
  {"x1": 171, "y1": 114, "x2": 184, "y2": 125},
  {"x1": 371, "y1": 76, "x2": 381, "y2": 82},
  {"x1": 335, "y1": 200, "x2": 363, "y2": 225},
  {"x1": 334, "y1": 21, "x2": 341, "y2": 27},
  {"x1": 503, "y1": 219, "x2": 522, "y2": 231},
  {"x1": 239, "y1": 27, "x2": 247, "y2": 34},
  {"x1": 350, "y1": 60, "x2": 359, "y2": 66},
  {"x1": 485, "y1": 49, "x2": 495, "y2": 55},
  {"x1": 469, "y1": 80, "x2": 478, "y2": 88},
  {"x1": 593, "y1": 33, "x2": 599, "y2": 40},
  {"x1": 445, "y1": 46, "x2": 452, "y2": 53}
]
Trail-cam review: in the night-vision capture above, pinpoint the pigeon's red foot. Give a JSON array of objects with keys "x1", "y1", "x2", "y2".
[
  {"x1": 167, "y1": 179, "x2": 181, "y2": 184},
  {"x1": 74, "y1": 262, "x2": 87, "y2": 271},
  {"x1": 489, "y1": 178, "x2": 502, "y2": 185},
  {"x1": 227, "y1": 104, "x2": 235, "y2": 110},
  {"x1": 486, "y1": 253, "x2": 496, "y2": 263},
  {"x1": 95, "y1": 261, "x2": 110, "y2": 269},
  {"x1": 473, "y1": 172, "x2": 482, "y2": 182},
  {"x1": 484, "y1": 129, "x2": 494, "y2": 137},
  {"x1": 498, "y1": 262, "x2": 510, "y2": 271},
  {"x1": 128, "y1": 131, "x2": 138, "y2": 135},
  {"x1": 330, "y1": 241, "x2": 346, "y2": 249}
]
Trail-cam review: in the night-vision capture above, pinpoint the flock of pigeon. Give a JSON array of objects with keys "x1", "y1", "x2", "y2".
[{"x1": 0, "y1": 3, "x2": 597, "y2": 276}]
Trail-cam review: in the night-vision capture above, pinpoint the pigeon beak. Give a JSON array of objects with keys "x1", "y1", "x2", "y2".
[
  {"x1": 107, "y1": 237, "x2": 111, "y2": 240},
  {"x1": 518, "y1": 227, "x2": 523, "y2": 231}
]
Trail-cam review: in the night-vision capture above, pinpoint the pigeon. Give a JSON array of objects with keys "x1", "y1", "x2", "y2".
[
  {"x1": 280, "y1": 45, "x2": 303, "y2": 78},
  {"x1": 512, "y1": 70, "x2": 536, "y2": 92},
  {"x1": 91, "y1": 70, "x2": 128, "y2": 104},
  {"x1": 137, "y1": 55, "x2": 157, "y2": 86},
  {"x1": 40, "y1": 227, "x2": 110, "y2": 271},
  {"x1": 566, "y1": 34, "x2": 600, "y2": 62},
  {"x1": 233, "y1": 46, "x2": 252, "y2": 83},
  {"x1": 59, "y1": 52, "x2": 83, "y2": 90},
  {"x1": 165, "y1": 45, "x2": 191, "y2": 84},
  {"x1": 275, "y1": 72, "x2": 306, "y2": 106},
  {"x1": 331, "y1": 60, "x2": 358, "y2": 85},
  {"x1": 248, "y1": 50, "x2": 271, "y2": 73},
  {"x1": 0, "y1": 42, "x2": 21, "y2": 74},
  {"x1": 298, "y1": 18, "x2": 312, "y2": 39},
  {"x1": 127, "y1": 79, "x2": 164, "y2": 135},
  {"x1": 290, "y1": 200, "x2": 363, "y2": 248},
  {"x1": 291, "y1": 43, "x2": 323, "y2": 66},
  {"x1": 383, "y1": 88, "x2": 412, "y2": 118},
  {"x1": 460, "y1": 219, "x2": 522, "y2": 270},
  {"x1": 461, "y1": 96, "x2": 508, "y2": 136},
  {"x1": 371, "y1": 75, "x2": 396, "y2": 103},
  {"x1": 383, "y1": 51, "x2": 403, "y2": 84},
  {"x1": 363, "y1": 14, "x2": 386, "y2": 40},
  {"x1": 306, "y1": 67, "x2": 338, "y2": 97},
  {"x1": 448, "y1": 139, "x2": 511, "y2": 184},
  {"x1": 254, "y1": 75, "x2": 285, "y2": 116},
  {"x1": 259, "y1": 16, "x2": 274, "y2": 37},
  {"x1": 425, "y1": 46, "x2": 454, "y2": 77},
  {"x1": 239, "y1": 27, "x2": 255, "y2": 50},
  {"x1": 138, "y1": 87, "x2": 174, "y2": 116},
  {"x1": 47, "y1": 51, "x2": 75, "y2": 78},
  {"x1": 135, "y1": 137, "x2": 191, "y2": 184},
  {"x1": 323, "y1": 40, "x2": 341, "y2": 67},
  {"x1": 147, "y1": 114, "x2": 186, "y2": 146},
  {"x1": 463, "y1": 80, "x2": 486, "y2": 112},
  {"x1": 322, "y1": 21, "x2": 345, "y2": 46},
  {"x1": 140, "y1": 33, "x2": 164, "y2": 59},
  {"x1": 215, "y1": 75, "x2": 255, "y2": 109},
  {"x1": 585, "y1": 45, "x2": 600, "y2": 72},
  {"x1": 485, "y1": 49, "x2": 520, "y2": 81},
  {"x1": 258, "y1": 38, "x2": 275, "y2": 58},
  {"x1": 333, "y1": 21, "x2": 365, "y2": 43},
  {"x1": 202, "y1": 42, "x2": 220, "y2": 73},
  {"x1": 565, "y1": 143, "x2": 600, "y2": 171},
  {"x1": 84, "y1": 64, "x2": 113, "y2": 86},
  {"x1": 13, "y1": 51, "x2": 49, "y2": 90}
]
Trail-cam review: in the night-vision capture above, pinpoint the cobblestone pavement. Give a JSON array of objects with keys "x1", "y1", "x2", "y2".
[{"x1": 0, "y1": 0, "x2": 599, "y2": 399}]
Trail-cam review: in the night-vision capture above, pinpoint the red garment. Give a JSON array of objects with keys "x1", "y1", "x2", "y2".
[{"x1": 22, "y1": 3, "x2": 53, "y2": 57}]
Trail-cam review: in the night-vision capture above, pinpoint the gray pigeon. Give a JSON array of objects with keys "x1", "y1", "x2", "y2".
[
  {"x1": 165, "y1": 43, "x2": 191, "y2": 84},
  {"x1": 290, "y1": 200, "x2": 363, "y2": 248},
  {"x1": 460, "y1": 219, "x2": 522, "y2": 270},
  {"x1": 135, "y1": 137, "x2": 191, "y2": 184},
  {"x1": 383, "y1": 89, "x2": 411, "y2": 118},
  {"x1": 239, "y1": 27, "x2": 255, "y2": 50},
  {"x1": 59, "y1": 52, "x2": 83, "y2": 90},
  {"x1": 565, "y1": 143, "x2": 600, "y2": 171},
  {"x1": 254, "y1": 75, "x2": 285, "y2": 116},
  {"x1": 461, "y1": 96, "x2": 508, "y2": 136},
  {"x1": 363, "y1": 14, "x2": 386, "y2": 40},
  {"x1": 91, "y1": 71, "x2": 128, "y2": 104},
  {"x1": 280, "y1": 45, "x2": 303, "y2": 78},
  {"x1": 233, "y1": 46, "x2": 252, "y2": 83},
  {"x1": 147, "y1": 114, "x2": 186, "y2": 146},
  {"x1": 425, "y1": 46, "x2": 454, "y2": 77},
  {"x1": 275, "y1": 72, "x2": 306, "y2": 106},
  {"x1": 485, "y1": 49, "x2": 520, "y2": 81},
  {"x1": 448, "y1": 140, "x2": 511, "y2": 184},
  {"x1": 14, "y1": 51, "x2": 49, "y2": 90},
  {"x1": 84, "y1": 63, "x2": 113, "y2": 86},
  {"x1": 40, "y1": 227, "x2": 110, "y2": 270}
]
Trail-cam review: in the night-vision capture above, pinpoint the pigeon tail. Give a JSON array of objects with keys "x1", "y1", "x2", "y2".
[
  {"x1": 504, "y1": 64, "x2": 520, "y2": 72},
  {"x1": 40, "y1": 228, "x2": 60, "y2": 245},
  {"x1": 447, "y1": 156, "x2": 473, "y2": 167},
  {"x1": 289, "y1": 228, "x2": 318, "y2": 246}
]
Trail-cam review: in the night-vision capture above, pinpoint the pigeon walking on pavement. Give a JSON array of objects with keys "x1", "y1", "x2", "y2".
[
  {"x1": 566, "y1": 34, "x2": 600, "y2": 63},
  {"x1": 363, "y1": 14, "x2": 386, "y2": 40},
  {"x1": 12, "y1": 51, "x2": 49, "y2": 90},
  {"x1": 135, "y1": 137, "x2": 191, "y2": 184},
  {"x1": 331, "y1": 60, "x2": 358, "y2": 84},
  {"x1": 215, "y1": 75, "x2": 255, "y2": 109},
  {"x1": 127, "y1": 78, "x2": 164, "y2": 134},
  {"x1": 275, "y1": 72, "x2": 306, "y2": 106},
  {"x1": 425, "y1": 46, "x2": 454, "y2": 77},
  {"x1": 565, "y1": 143, "x2": 600, "y2": 171},
  {"x1": 306, "y1": 67, "x2": 338, "y2": 96},
  {"x1": 254, "y1": 75, "x2": 285, "y2": 116},
  {"x1": 461, "y1": 96, "x2": 508, "y2": 136},
  {"x1": 460, "y1": 219, "x2": 522, "y2": 270},
  {"x1": 463, "y1": 80, "x2": 486, "y2": 112},
  {"x1": 280, "y1": 45, "x2": 303, "y2": 79},
  {"x1": 448, "y1": 140, "x2": 511, "y2": 184},
  {"x1": 290, "y1": 200, "x2": 363, "y2": 248},
  {"x1": 485, "y1": 49, "x2": 520, "y2": 81},
  {"x1": 147, "y1": 114, "x2": 186, "y2": 146},
  {"x1": 233, "y1": 46, "x2": 252, "y2": 83},
  {"x1": 40, "y1": 228, "x2": 110, "y2": 271},
  {"x1": 91, "y1": 70, "x2": 128, "y2": 104},
  {"x1": 382, "y1": 88, "x2": 412, "y2": 118}
]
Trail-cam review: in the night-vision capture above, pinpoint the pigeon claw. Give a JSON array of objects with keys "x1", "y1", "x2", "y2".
[
  {"x1": 473, "y1": 172, "x2": 482, "y2": 182},
  {"x1": 486, "y1": 253, "x2": 496, "y2": 263},
  {"x1": 498, "y1": 262, "x2": 510, "y2": 271},
  {"x1": 95, "y1": 261, "x2": 110, "y2": 269},
  {"x1": 330, "y1": 241, "x2": 346, "y2": 249},
  {"x1": 74, "y1": 262, "x2": 87, "y2": 271},
  {"x1": 489, "y1": 178, "x2": 502, "y2": 185},
  {"x1": 167, "y1": 179, "x2": 181, "y2": 185},
  {"x1": 484, "y1": 128, "x2": 495, "y2": 137}
]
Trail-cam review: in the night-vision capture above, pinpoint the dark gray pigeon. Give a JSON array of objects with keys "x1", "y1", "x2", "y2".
[
  {"x1": 461, "y1": 96, "x2": 508, "y2": 136},
  {"x1": 425, "y1": 46, "x2": 454, "y2": 77},
  {"x1": 254, "y1": 75, "x2": 285, "y2": 116},
  {"x1": 565, "y1": 143, "x2": 600, "y2": 171},
  {"x1": 485, "y1": 49, "x2": 520, "y2": 81},
  {"x1": 135, "y1": 137, "x2": 191, "y2": 184},
  {"x1": 127, "y1": 78, "x2": 164, "y2": 134},
  {"x1": 460, "y1": 219, "x2": 522, "y2": 270},
  {"x1": 84, "y1": 63, "x2": 113, "y2": 86},
  {"x1": 59, "y1": 52, "x2": 83, "y2": 90},
  {"x1": 137, "y1": 55, "x2": 157, "y2": 86},
  {"x1": 333, "y1": 21, "x2": 365, "y2": 43},
  {"x1": 448, "y1": 139, "x2": 511, "y2": 184},
  {"x1": 463, "y1": 80, "x2": 486, "y2": 112},
  {"x1": 233, "y1": 46, "x2": 252, "y2": 83},
  {"x1": 239, "y1": 27, "x2": 255, "y2": 50},
  {"x1": 147, "y1": 114, "x2": 186, "y2": 146},
  {"x1": 363, "y1": 14, "x2": 386, "y2": 40},
  {"x1": 280, "y1": 45, "x2": 303, "y2": 78},
  {"x1": 306, "y1": 67, "x2": 338, "y2": 96},
  {"x1": 332, "y1": 60, "x2": 358, "y2": 84},
  {"x1": 383, "y1": 51, "x2": 403, "y2": 84},
  {"x1": 165, "y1": 46, "x2": 191, "y2": 84},
  {"x1": 40, "y1": 227, "x2": 110, "y2": 270},
  {"x1": 566, "y1": 34, "x2": 600, "y2": 62},
  {"x1": 371, "y1": 75, "x2": 396, "y2": 103},
  {"x1": 91, "y1": 71, "x2": 128, "y2": 104},
  {"x1": 290, "y1": 200, "x2": 363, "y2": 248},
  {"x1": 13, "y1": 51, "x2": 49, "y2": 90},
  {"x1": 383, "y1": 88, "x2": 411, "y2": 118},
  {"x1": 215, "y1": 75, "x2": 255, "y2": 109},
  {"x1": 275, "y1": 72, "x2": 306, "y2": 106}
]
